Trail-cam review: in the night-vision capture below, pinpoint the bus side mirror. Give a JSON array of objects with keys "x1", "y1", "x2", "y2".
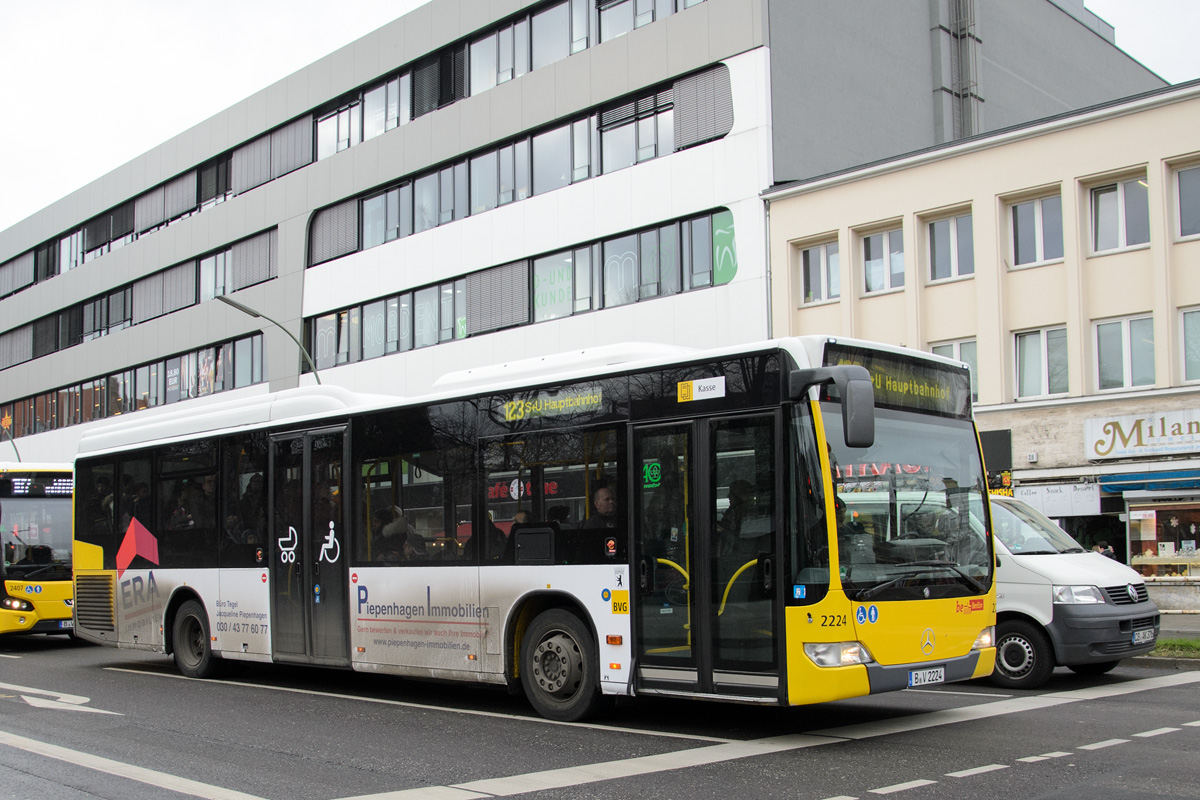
[{"x1": 789, "y1": 365, "x2": 875, "y2": 448}]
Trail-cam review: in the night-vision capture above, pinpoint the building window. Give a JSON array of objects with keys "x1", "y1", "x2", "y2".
[
  {"x1": 1016, "y1": 327, "x2": 1068, "y2": 398},
  {"x1": 316, "y1": 102, "x2": 362, "y2": 161},
  {"x1": 532, "y1": 2, "x2": 570, "y2": 71},
  {"x1": 1092, "y1": 178, "x2": 1149, "y2": 253},
  {"x1": 1183, "y1": 309, "x2": 1200, "y2": 382},
  {"x1": 1178, "y1": 166, "x2": 1200, "y2": 239},
  {"x1": 863, "y1": 228, "x2": 903, "y2": 293},
  {"x1": 364, "y1": 74, "x2": 409, "y2": 139},
  {"x1": 199, "y1": 250, "x2": 231, "y2": 303},
  {"x1": 801, "y1": 242, "x2": 839, "y2": 304},
  {"x1": 600, "y1": 90, "x2": 673, "y2": 173},
  {"x1": 1096, "y1": 315, "x2": 1154, "y2": 391},
  {"x1": 928, "y1": 213, "x2": 973, "y2": 281},
  {"x1": 1011, "y1": 195, "x2": 1063, "y2": 266},
  {"x1": 931, "y1": 339, "x2": 977, "y2": 401}
]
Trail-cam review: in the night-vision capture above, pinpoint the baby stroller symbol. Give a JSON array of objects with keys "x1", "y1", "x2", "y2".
[
  {"x1": 278, "y1": 526, "x2": 298, "y2": 563},
  {"x1": 319, "y1": 521, "x2": 341, "y2": 563}
]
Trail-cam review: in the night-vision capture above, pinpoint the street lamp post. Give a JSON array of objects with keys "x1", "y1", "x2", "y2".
[{"x1": 216, "y1": 295, "x2": 322, "y2": 385}]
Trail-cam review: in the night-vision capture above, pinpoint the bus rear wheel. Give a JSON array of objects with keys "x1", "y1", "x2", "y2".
[
  {"x1": 173, "y1": 600, "x2": 220, "y2": 679},
  {"x1": 521, "y1": 609, "x2": 602, "y2": 722}
]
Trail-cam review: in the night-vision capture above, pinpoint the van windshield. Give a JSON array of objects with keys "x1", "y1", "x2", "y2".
[{"x1": 990, "y1": 497, "x2": 1086, "y2": 554}]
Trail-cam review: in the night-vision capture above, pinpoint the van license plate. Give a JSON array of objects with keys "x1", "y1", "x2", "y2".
[
  {"x1": 908, "y1": 667, "x2": 945, "y2": 687},
  {"x1": 1132, "y1": 629, "x2": 1155, "y2": 645}
]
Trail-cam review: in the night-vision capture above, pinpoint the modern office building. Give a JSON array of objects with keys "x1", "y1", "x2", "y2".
[
  {"x1": 764, "y1": 80, "x2": 1200, "y2": 573},
  {"x1": 0, "y1": 0, "x2": 1163, "y2": 464}
]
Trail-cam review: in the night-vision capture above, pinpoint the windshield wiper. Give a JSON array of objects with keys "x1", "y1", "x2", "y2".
[
  {"x1": 1013, "y1": 549, "x2": 1058, "y2": 556},
  {"x1": 854, "y1": 560, "x2": 986, "y2": 601}
]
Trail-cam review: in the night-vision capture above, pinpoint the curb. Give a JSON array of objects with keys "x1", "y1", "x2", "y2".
[{"x1": 1127, "y1": 655, "x2": 1200, "y2": 671}]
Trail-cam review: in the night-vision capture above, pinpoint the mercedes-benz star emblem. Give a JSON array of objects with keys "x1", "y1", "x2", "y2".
[{"x1": 921, "y1": 628, "x2": 936, "y2": 655}]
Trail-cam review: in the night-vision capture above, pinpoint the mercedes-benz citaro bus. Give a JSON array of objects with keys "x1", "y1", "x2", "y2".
[
  {"x1": 1, "y1": 463, "x2": 76, "y2": 636},
  {"x1": 72, "y1": 337, "x2": 995, "y2": 721}
]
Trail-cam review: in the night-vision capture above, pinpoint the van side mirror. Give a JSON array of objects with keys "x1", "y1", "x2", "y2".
[{"x1": 789, "y1": 365, "x2": 875, "y2": 448}]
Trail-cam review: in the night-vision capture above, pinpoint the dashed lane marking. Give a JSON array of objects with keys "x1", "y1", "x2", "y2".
[
  {"x1": 945, "y1": 764, "x2": 1008, "y2": 778},
  {"x1": 1017, "y1": 751, "x2": 1072, "y2": 763},
  {"x1": 1134, "y1": 727, "x2": 1180, "y2": 737},
  {"x1": 869, "y1": 779, "x2": 938, "y2": 794},
  {"x1": 1078, "y1": 739, "x2": 1129, "y2": 750}
]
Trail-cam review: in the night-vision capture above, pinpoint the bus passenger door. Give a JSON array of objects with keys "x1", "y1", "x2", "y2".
[
  {"x1": 632, "y1": 414, "x2": 781, "y2": 699},
  {"x1": 270, "y1": 428, "x2": 351, "y2": 666}
]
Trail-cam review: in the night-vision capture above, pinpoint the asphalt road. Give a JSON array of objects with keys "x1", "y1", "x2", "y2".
[{"x1": 1, "y1": 634, "x2": 1199, "y2": 800}]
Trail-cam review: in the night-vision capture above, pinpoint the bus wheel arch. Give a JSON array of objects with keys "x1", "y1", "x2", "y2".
[
  {"x1": 509, "y1": 594, "x2": 602, "y2": 721},
  {"x1": 167, "y1": 594, "x2": 222, "y2": 679}
]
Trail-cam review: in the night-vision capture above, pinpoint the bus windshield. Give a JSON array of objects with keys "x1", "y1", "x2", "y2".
[
  {"x1": 824, "y1": 406, "x2": 992, "y2": 600},
  {"x1": 1, "y1": 475, "x2": 74, "y2": 582}
]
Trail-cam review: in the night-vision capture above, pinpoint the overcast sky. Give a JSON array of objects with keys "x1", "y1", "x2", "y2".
[{"x1": 0, "y1": 0, "x2": 1196, "y2": 233}]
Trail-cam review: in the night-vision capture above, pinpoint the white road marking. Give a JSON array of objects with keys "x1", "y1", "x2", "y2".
[
  {"x1": 0, "y1": 653, "x2": 21, "y2": 659},
  {"x1": 0, "y1": 681, "x2": 90, "y2": 705},
  {"x1": 1134, "y1": 727, "x2": 1179, "y2": 737},
  {"x1": 21, "y1": 695, "x2": 121, "y2": 715},
  {"x1": 869, "y1": 779, "x2": 938, "y2": 794},
  {"x1": 905, "y1": 689, "x2": 1011, "y2": 698},
  {"x1": 1017, "y1": 751, "x2": 1072, "y2": 762},
  {"x1": 104, "y1": 666, "x2": 732, "y2": 744},
  {"x1": 335, "y1": 735, "x2": 848, "y2": 800},
  {"x1": 821, "y1": 796, "x2": 860, "y2": 800},
  {"x1": 1078, "y1": 739, "x2": 1129, "y2": 750},
  {"x1": 1186, "y1": 721, "x2": 1200, "y2": 727},
  {"x1": 945, "y1": 764, "x2": 1008, "y2": 778},
  {"x1": 0, "y1": 729, "x2": 265, "y2": 800}
]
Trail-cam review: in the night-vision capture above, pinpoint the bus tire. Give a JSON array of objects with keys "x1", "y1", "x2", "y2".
[
  {"x1": 1067, "y1": 660, "x2": 1120, "y2": 676},
  {"x1": 520, "y1": 609, "x2": 602, "y2": 722},
  {"x1": 991, "y1": 619, "x2": 1054, "y2": 689},
  {"x1": 173, "y1": 600, "x2": 220, "y2": 679}
]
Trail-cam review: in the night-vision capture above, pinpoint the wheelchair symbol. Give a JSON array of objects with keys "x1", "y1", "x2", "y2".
[
  {"x1": 319, "y1": 521, "x2": 340, "y2": 564},
  {"x1": 278, "y1": 526, "x2": 298, "y2": 563}
]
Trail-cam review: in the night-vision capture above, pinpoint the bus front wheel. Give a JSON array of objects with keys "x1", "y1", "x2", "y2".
[
  {"x1": 173, "y1": 600, "x2": 220, "y2": 679},
  {"x1": 520, "y1": 609, "x2": 602, "y2": 722}
]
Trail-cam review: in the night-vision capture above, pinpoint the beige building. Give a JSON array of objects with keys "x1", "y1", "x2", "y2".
[{"x1": 765, "y1": 81, "x2": 1200, "y2": 574}]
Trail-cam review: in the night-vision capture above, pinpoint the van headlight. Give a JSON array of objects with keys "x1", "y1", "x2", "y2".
[
  {"x1": 804, "y1": 641, "x2": 874, "y2": 667},
  {"x1": 1052, "y1": 585, "x2": 1106, "y2": 604},
  {"x1": 973, "y1": 626, "x2": 995, "y2": 649}
]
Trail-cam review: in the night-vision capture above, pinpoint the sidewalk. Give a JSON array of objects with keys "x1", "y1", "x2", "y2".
[{"x1": 1158, "y1": 610, "x2": 1200, "y2": 639}]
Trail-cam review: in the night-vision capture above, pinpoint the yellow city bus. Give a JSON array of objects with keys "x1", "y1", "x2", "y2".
[
  {"x1": 73, "y1": 337, "x2": 995, "y2": 720},
  {"x1": 1, "y1": 463, "x2": 75, "y2": 636}
]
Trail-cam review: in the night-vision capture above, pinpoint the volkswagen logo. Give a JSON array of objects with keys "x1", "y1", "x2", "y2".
[
  {"x1": 921, "y1": 628, "x2": 936, "y2": 655},
  {"x1": 1126, "y1": 584, "x2": 1138, "y2": 603}
]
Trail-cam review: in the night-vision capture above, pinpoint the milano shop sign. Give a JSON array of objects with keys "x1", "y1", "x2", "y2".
[{"x1": 1086, "y1": 409, "x2": 1200, "y2": 460}]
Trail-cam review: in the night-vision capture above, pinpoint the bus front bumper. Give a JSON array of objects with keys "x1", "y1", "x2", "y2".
[{"x1": 865, "y1": 648, "x2": 992, "y2": 693}]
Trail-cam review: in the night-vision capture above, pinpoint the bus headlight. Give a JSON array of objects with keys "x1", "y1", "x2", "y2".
[
  {"x1": 804, "y1": 641, "x2": 874, "y2": 667},
  {"x1": 1053, "y1": 585, "x2": 1105, "y2": 604},
  {"x1": 1, "y1": 597, "x2": 34, "y2": 612},
  {"x1": 973, "y1": 626, "x2": 995, "y2": 649}
]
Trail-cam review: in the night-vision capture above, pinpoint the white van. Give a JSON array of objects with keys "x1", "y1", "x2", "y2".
[{"x1": 989, "y1": 495, "x2": 1160, "y2": 688}]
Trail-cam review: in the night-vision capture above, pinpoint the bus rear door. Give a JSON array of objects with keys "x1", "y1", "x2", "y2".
[{"x1": 270, "y1": 427, "x2": 351, "y2": 666}]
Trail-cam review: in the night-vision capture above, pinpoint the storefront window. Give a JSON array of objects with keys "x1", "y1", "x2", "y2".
[{"x1": 1129, "y1": 504, "x2": 1200, "y2": 578}]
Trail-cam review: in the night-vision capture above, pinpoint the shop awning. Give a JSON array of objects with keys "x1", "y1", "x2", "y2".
[{"x1": 1099, "y1": 469, "x2": 1200, "y2": 493}]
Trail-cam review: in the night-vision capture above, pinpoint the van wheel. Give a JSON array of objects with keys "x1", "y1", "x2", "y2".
[
  {"x1": 520, "y1": 609, "x2": 602, "y2": 722},
  {"x1": 990, "y1": 620, "x2": 1054, "y2": 689},
  {"x1": 1068, "y1": 660, "x2": 1119, "y2": 676},
  {"x1": 172, "y1": 600, "x2": 221, "y2": 679}
]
